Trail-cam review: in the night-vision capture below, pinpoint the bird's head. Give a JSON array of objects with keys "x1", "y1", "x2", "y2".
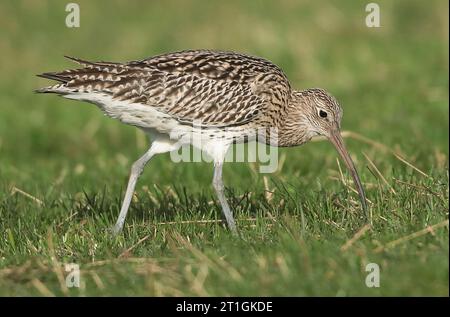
[
  {"x1": 299, "y1": 88, "x2": 342, "y2": 137},
  {"x1": 292, "y1": 88, "x2": 368, "y2": 218}
]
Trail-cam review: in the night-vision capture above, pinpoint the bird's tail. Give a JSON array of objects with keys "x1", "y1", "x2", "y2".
[
  {"x1": 35, "y1": 73, "x2": 72, "y2": 95},
  {"x1": 35, "y1": 55, "x2": 122, "y2": 95}
]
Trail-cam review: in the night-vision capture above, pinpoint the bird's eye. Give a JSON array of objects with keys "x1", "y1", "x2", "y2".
[{"x1": 319, "y1": 110, "x2": 328, "y2": 118}]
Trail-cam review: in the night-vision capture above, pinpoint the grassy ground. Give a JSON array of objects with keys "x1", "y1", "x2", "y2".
[{"x1": 0, "y1": 0, "x2": 448, "y2": 296}]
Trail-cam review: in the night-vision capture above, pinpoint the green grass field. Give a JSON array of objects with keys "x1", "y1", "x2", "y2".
[{"x1": 0, "y1": 0, "x2": 448, "y2": 296}]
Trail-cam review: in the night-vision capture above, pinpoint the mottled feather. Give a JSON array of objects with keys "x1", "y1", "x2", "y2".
[
  {"x1": 37, "y1": 50, "x2": 292, "y2": 127},
  {"x1": 36, "y1": 50, "x2": 368, "y2": 228}
]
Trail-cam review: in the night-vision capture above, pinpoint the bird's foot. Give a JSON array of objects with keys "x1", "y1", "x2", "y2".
[{"x1": 109, "y1": 223, "x2": 124, "y2": 237}]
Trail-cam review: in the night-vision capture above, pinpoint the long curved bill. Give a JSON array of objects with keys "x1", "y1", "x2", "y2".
[{"x1": 328, "y1": 129, "x2": 368, "y2": 220}]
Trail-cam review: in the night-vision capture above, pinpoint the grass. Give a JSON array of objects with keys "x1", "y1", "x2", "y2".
[{"x1": 0, "y1": 0, "x2": 448, "y2": 296}]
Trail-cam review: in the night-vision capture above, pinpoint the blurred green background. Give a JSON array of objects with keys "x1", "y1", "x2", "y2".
[{"x1": 0, "y1": 0, "x2": 448, "y2": 296}]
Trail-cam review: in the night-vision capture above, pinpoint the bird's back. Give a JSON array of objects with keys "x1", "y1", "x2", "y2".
[{"x1": 37, "y1": 50, "x2": 292, "y2": 130}]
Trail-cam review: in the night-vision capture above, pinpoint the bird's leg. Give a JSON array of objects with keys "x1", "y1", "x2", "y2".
[
  {"x1": 112, "y1": 148, "x2": 155, "y2": 235},
  {"x1": 212, "y1": 161, "x2": 237, "y2": 234}
]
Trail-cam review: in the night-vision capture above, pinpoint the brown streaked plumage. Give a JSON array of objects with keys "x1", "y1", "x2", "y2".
[{"x1": 37, "y1": 49, "x2": 368, "y2": 234}]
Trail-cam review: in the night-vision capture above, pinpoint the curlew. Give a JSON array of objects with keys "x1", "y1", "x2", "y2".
[{"x1": 36, "y1": 49, "x2": 367, "y2": 235}]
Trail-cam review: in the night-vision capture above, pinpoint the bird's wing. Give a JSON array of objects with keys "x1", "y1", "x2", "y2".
[{"x1": 37, "y1": 50, "x2": 292, "y2": 127}]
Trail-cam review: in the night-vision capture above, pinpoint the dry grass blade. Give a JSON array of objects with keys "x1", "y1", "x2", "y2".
[
  {"x1": 46, "y1": 231, "x2": 69, "y2": 296},
  {"x1": 374, "y1": 220, "x2": 449, "y2": 253},
  {"x1": 56, "y1": 211, "x2": 79, "y2": 228},
  {"x1": 313, "y1": 130, "x2": 401, "y2": 156},
  {"x1": 31, "y1": 278, "x2": 55, "y2": 297},
  {"x1": 128, "y1": 216, "x2": 273, "y2": 228},
  {"x1": 341, "y1": 131, "x2": 396, "y2": 154},
  {"x1": 10, "y1": 186, "x2": 44, "y2": 206},
  {"x1": 322, "y1": 131, "x2": 434, "y2": 182},
  {"x1": 263, "y1": 176, "x2": 274, "y2": 202},
  {"x1": 393, "y1": 178, "x2": 446, "y2": 204},
  {"x1": 340, "y1": 224, "x2": 371, "y2": 252},
  {"x1": 393, "y1": 153, "x2": 431, "y2": 178},
  {"x1": 89, "y1": 271, "x2": 106, "y2": 290},
  {"x1": 86, "y1": 257, "x2": 158, "y2": 268},
  {"x1": 363, "y1": 152, "x2": 396, "y2": 194},
  {"x1": 119, "y1": 234, "x2": 151, "y2": 258},
  {"x1": 173, "y1": 232, "x2": 242, "y2": 281}
]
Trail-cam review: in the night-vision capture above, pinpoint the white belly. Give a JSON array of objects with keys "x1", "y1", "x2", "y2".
[{"x1": 64, "y1": 92, "x2": 258, "y2": 160}]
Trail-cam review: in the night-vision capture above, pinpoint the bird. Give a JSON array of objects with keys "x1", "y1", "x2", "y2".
[{"x1": 36, "y1": 49, "x2": 368, "y2": 235}]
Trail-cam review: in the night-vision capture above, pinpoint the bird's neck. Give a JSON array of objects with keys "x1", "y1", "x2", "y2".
[{"x1": 274, "y1": 91, "x2": 314, "y2": 147}]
